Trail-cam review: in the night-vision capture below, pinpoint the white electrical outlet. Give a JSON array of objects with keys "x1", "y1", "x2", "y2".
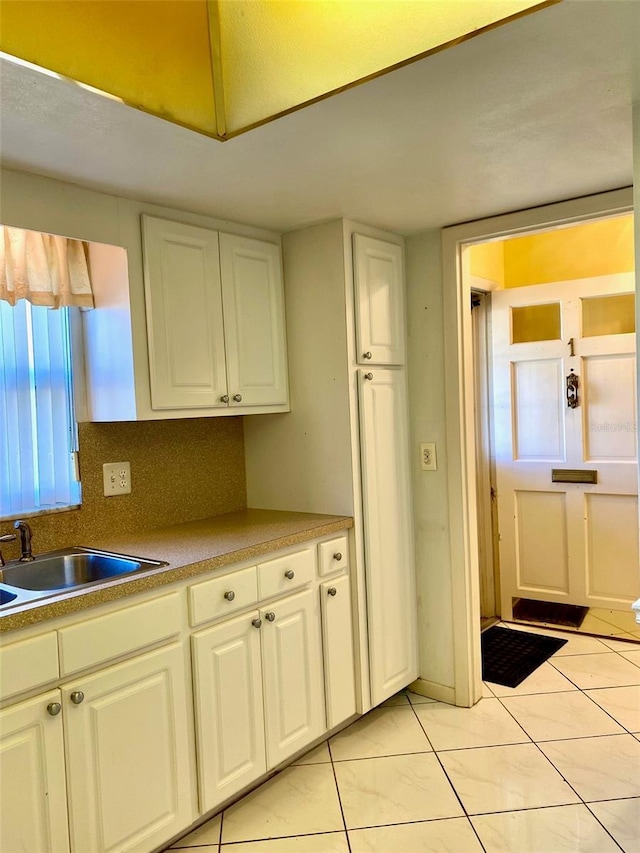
[
  {"x1": 103, "y1": 462, "x2": 132, "y2": 496},
  {"x1": 420, "y1": 442, "x2": 437, "y2": 471}
]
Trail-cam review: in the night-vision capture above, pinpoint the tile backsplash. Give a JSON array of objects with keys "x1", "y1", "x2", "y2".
[{"x1": 0, "y1": 417, "x2": 246, "y2": 556}]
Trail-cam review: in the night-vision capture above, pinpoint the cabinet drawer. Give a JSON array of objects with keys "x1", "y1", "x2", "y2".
[
  {"x1": 258, "y1": 548, "x2": 315, "y2": 599},
  {"x1": 190, "y1": 565, "x2": 258, "y2": 627},
  {"x1": 58, "y1": 592, "x2": 182, "y2": 676},
  {"x1": 318, "y1": 536, "x2": 348, "y2": 577},
  {"x1": 0, "y1": 632, "x2": 59, "y2": 700}
]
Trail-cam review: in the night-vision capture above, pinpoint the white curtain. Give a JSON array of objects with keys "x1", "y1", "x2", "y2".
[{"x1": 0, "y1": 225, "x2": 94, "y2": 308}]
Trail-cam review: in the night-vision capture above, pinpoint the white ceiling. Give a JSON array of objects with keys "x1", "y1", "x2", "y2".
[{"x1": 0, "y1": 0, "x2": 638, "y2": 235}]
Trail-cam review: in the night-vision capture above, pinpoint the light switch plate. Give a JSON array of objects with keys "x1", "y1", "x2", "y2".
[{"x1": 103, "y1": 462, "x2": 131, "y2": 496}]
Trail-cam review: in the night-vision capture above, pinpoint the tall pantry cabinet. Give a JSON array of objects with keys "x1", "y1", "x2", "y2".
[{"x1": 244, "y1": 221, "x2": 418, "y2": 711}]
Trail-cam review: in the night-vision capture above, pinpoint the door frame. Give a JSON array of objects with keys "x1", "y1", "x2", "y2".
[
  {"x1": 471, "y1": 289, "x2": 499, "y2": 621},
  {"x1": 442, "y1": 188, "x2": 636, "y2": 707}
]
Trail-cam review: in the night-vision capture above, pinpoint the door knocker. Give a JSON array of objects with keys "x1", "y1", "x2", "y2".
[{"x1": 566, "y1": 370, "x2": 579, "y2": 409}]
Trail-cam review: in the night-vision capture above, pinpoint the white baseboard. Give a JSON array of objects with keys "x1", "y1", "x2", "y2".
[{"x1": 409, "y1": 677, "x2": 456, "y2": 706}]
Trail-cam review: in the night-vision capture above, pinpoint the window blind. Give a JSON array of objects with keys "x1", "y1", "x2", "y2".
[{"x1": 0, "y1": 298, "x2": 80, "y2": 517}]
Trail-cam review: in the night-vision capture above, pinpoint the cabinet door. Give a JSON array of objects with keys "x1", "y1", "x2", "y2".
[
  {"x1": 192, "y1": 611, "x2": 266, "y2": 813},
  {"x1": 219, "y1": 234, "x2": 289, "y2": 407},
  {"x1": 320, "y1": 575, "x2": 357, "y2": 728},
  {"x1": 0, "y1": 690, "x2": 70, "y2": 853},
  {"x1": 62, "y1": 643, "x2": 195, "y2": 853},
  {"x1": 358, "y1": 368, "x2": 418, "y2": 706},
  {"x1": 353, "y1": 234, "x2": 405, "y2": 365},
  {"x1": 142, "y1": 215, "x2": 228, "y2": 409},
  {"x1": 261, "y1": 588, "x2": 325, "y2": 767}
]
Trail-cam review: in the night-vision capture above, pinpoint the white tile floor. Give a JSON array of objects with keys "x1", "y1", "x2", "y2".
[{"x1": 168, "y1": 624, "x2": 640, "y2": 852}]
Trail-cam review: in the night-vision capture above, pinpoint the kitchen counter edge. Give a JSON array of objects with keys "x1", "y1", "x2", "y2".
[{"x1": 0, "y1": 509, "x2": 353, "y2": 634}]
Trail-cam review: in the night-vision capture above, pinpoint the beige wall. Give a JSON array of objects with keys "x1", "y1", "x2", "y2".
[
  {"x1": 0, "y1": 418, "x2": 246, "y2": 558},
  {"x1": 406, "y1": 231, "x2": 456, "y2": 694}
]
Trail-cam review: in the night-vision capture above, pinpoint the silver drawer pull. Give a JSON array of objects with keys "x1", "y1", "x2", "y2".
[
  {"x1": 252, "y1": 618, "x2": 262, "y2": 629},
  {"x1": 333, "y1": 552, "x2": 342, "y2": 562},
  {"x1": 224, "y1": 590, "x2": 236, "y2": 601},
  {"x1": 328, "y1": 587, "x2": 338, "y2": 596},
  {"x1": 364, "y1": 372, "x2": 373, "y2": 380},
  {"x1": 363, "y1": 351, "x2": 372, "y2": 359},
  {"x1": 265, "y1": 611, "x2": 276, "y2": 622},
  {"x1": 70, "y1": 691, "x2": 84, "y2": 705},
  {"x1": 284, "y1": 569, "x2": 295, "y2": 580},
  {"x1": 47, "y1": 702, "x2": 61, "y2": 716},
  {"x1": 233, "y1": 393, "x2": 243, "y2": 402},
  {"x1": 220, "y1": 395, "x2": 230, "y2": 403}
]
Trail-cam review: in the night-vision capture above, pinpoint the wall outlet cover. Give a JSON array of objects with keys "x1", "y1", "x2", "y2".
[
  {"x1": 420, "y1": 442, "x2": 437, "y2": 471},
  {"x1": 103, "y1": 462, "x2": 132, "y2": 496}
]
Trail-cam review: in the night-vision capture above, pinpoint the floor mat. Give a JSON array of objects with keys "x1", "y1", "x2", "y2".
[
  {"x1": 481, "y1": 625, "x2": 567, "y2": 688},
  {"x1": 513, "y1": 598, "x2": 589, "y2": 629}
]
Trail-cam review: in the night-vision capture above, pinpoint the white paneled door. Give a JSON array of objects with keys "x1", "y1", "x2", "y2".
[{"x1": 492, "y1": 274, "x2": 638, "y2": 618}]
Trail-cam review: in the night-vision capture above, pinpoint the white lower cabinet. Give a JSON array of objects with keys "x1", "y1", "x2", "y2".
[
  {"x1": 193, "y1": 587, "x2": 325, "y2": 813},
  {"x1": 63, "y1": 643, "x2": 195, "y2": 853},
  {"x1": 192, "y1": 610, "x2": 266, "y2": 812},
  {"x1": 320, "y1": 575, "x2": 356, "y2": 728},
  {"x1": 0, "y1": 690, "x2": 70, "y2": 853},
  {"x1": 260, "y1": 588, "x2": 325, "y2": 767},
  {"x1": 0, "y1": 643, "x2": 195, "y2": 853}
]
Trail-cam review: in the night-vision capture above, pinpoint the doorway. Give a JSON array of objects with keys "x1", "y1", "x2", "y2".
[{"x1": 442, "y1": 189, "x2": 638, "y2": 707}]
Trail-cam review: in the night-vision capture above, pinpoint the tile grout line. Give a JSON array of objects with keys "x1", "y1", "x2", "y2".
[
  {"x1": 327, "y1": 736, "x2": 354, "y2": 853},
  {"x1": 407, "y1": 696, "x2": 489, "y2": 853},
  {"x1": 491, "y1": 666, "x2": 630, "y2": 852}
]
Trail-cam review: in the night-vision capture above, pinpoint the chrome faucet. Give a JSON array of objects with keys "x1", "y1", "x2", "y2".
[
  {"x1": 14, "y1": 520, "x2": 34, "y2": 562},
  {"x1": 0, "y1": 533, "x2": 16, "y2": 567}
]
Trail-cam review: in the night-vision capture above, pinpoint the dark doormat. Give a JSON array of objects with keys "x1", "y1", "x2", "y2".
[
  {"x1": 513, "y1": 598, "x2": 589, "y2": 629},
  {"x1": 481, "y1": 625, "x2": 567, "y2": 688}
]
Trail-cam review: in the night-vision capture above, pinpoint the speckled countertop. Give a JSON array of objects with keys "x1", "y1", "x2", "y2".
[{"x1": 0, "y1": 509, "x2": 352, "y2": 633}]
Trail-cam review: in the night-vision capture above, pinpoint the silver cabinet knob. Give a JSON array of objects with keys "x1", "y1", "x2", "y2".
[
  {"x1": 333, "y1": 552, "x2": 342, "y2": 562},
  {"x1": 284, "y1": 569, "x2": 295, "y2": 580},
  {"x1": 220, "y1": 395, "x2": 230, "y2": 403},
  {"x1": 224, "y1": 590, "x2": 236, "y2": 601},
  {"x1": 70, "y1": 691, "x2": 84, "y2": 705},
  {"x1": 363, "y1": 351, "x2": 373, "y2": 359},
  {"x1": 47, "y1": 702, "x2": 61, "y2": 716},
  {"x1": 233, "y1": 394, "x2": 243, "y2": 402},
  {"x1": 252, "y1": 618, "x2": 262, "y2": 629},
  {"x1": 364, "y1": 372, "x2": 373, "y2": 380},
  {"x1": 265, "y1": 611, "x2": 276, "y2": 622},
  {"x1": 328, "y1": 587, "x2": 338, "y2": 596}
]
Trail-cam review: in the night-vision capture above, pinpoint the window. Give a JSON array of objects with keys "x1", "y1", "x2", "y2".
[
  {"x1": 0, "y1": 225, "x2": 92, "y2": 519},
  {"x1": 0, "y1": 299, "x2": 81, "y2": 518}
]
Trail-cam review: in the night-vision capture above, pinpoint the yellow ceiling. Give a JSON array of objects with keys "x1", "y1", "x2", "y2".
[{"x1": 0, "y1": 0, "x2": 558, "y2": 139}]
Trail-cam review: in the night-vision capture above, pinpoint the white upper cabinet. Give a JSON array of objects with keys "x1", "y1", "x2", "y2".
[
  {"x1": 219, "y1": 234, "x2": 288, "y2": 407},
  {"x1": 142, "y1": 216, "x2": 228, "y2": 410},
  {"x1": 353, "y1": 234, "x2": 406, "y2": 365},
  {"x1": 141, "y1": 216, "x2": 289, "y2": 415}
]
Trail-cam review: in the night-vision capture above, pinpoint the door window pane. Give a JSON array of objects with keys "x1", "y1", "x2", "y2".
[
  {"x1": 511, "y1": 303, "x2": 561, "y2": 344},
  {"x1": 581, "y1": 293, "x2": 635, "y2": 337}
]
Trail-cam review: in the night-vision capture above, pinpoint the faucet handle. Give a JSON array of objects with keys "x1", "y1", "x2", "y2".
[{"x1": 0, "y1": 533, "x2": 17, "y2": 568}]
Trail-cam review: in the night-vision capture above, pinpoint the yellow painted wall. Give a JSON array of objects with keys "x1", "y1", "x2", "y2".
[
  {"x1": 0, "y1": 0, "x2": 218, "y2": 134},
  {"x1": 469, "y1": 214, "x2": 634, "y2": 290},
  {"x1": 503, "y1": 215, "x2": 635, "y2": 287},
  {"x1": 469, "y1": 240, "x2": 504, "y2": 286}
]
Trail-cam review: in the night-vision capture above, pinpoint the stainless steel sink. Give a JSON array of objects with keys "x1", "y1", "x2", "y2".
[{"x1": 0, "y1": 547, "x2": 168, "y2": 602}]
